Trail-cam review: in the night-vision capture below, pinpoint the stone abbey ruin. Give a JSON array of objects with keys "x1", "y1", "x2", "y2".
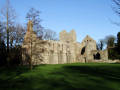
[{"x1": 22, "y1": 21, "x2": 108, "y2": 65}]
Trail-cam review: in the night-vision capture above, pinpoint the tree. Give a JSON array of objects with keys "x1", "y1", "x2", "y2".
[
  {"x1": 0, "y1": 0, "x2": 24, "y2": 66},
  {"x1": 0, "y1": 21, "x2": 3, "y2": 41},
  {"x1": 15, "y1": 24, "x2": 26, "y2": 45},
  {"x1": 1, "y1": 0, "x2": 16, "y2": 52},
  {"x1": 104, "y1": 35, "x2": 118, "y2": 59},
  {"x1": 107, "y1": 33, "x2": 120, "y2": 59},
  {"x1": 43, "y1": 29, "x2": 58, "y2": 40},
  {"x1": 113, "y1": 0, "x2": 120, "y2": 15},
  {"x1": 112, "y1": 0, "x2": 120, "y2": 26},
  {"x1": 9, "y1": 24, "x2": 26, "y2": 47},
  {"x1": 26, "y1": 8, "x2": 43, "y2": 39},
  {"x1": 117, "y1": 32, "x2": 120, "y2": 50},
  {"x1": 26, "y1": 8, "x2": 58, "y2": 41},
  {"x1": 0, "y1": 21, "x2": 7, "y2": 66},
  {"x1": 0, "y1": 18, "x2": 6, "y2": 43},
  {"x1": 0, "y1": 40, "x2": 7, "y2": 66},
  {"x1": 104, "y1": 35, "x2": 116, "y2": 48},
  {"x1": 97, "y1": 39, "x2": 105, "y2": 50}
]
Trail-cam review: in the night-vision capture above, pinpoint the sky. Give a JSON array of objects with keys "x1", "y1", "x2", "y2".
[{"x1": 0, "y1": 0, "x2": 120, "y2": 42}]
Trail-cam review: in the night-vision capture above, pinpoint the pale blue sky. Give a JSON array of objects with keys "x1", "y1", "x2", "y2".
[{"x1": 0, "y1": 0, "x2": 120, "y2": 42}]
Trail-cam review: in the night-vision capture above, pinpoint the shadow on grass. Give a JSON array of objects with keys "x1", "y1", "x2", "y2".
[
  {"x1": 49, "y1": 65, "x2": 120, "y2": 90},
  {"x1": 63, "y1": 65, "x2": 120, "y2": 81},
  {"x1": 0, "y1": 64, "x2": 120, "y2": 90}
]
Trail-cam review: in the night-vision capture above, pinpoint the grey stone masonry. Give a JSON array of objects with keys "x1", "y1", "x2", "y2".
[{"x1": 22, "y1": 21, "x2": 108, "y2": 64}]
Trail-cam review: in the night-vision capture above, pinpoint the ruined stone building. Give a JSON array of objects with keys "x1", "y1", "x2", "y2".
[{"x1": 22, "y1": 21, "x2": 108, "y2": 65}]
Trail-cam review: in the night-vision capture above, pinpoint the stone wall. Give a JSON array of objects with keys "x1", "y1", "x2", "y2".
[{"x1": 60, "y1": 30, "x2": 76, "y2": 43}]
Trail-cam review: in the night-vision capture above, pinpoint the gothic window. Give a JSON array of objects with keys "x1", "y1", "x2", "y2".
[{"x1": 81, "y1": 46, "x2": 86, "y2": 55}]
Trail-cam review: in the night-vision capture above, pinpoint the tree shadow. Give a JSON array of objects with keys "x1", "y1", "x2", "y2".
[
  {"x1": 0, "y1": 65, "x2": 120, "y2": 90},
  {"x1": 62, "y1": 65, "x2": 120, "y2": 82},
  {"x1": 48, "y1": 65, "x2": 120, "y2": 90}
]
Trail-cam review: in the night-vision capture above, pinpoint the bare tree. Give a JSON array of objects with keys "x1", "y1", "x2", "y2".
[
  {"x1": 43, "y1": 29, "x2": 58, "y2": 40},
  {"x1": 1, "y1": 0, "x2": 16, "y2": 52},
  {"x1": 15, "y1": 24, "x2": 26, "y2": 45},
  {"x1": 97, "y1": 39, "x2": 105, "y2": 50},
  {"x1": 113, "y1": 0, "x2": 120, "y2": 15},
  {"x1": 26, "y1": 8, "x2": 43, "y2": 39},
  {"x1": 111, "y1": 0, "x2": 120, "y2": 26},
  {"x1": 26, "y1": 8, "x2": 59, "y2": 41},
  {"x1": 9, "y1": 24, "x2": 26, "y2": 47},
  {"x1": 0, "y1": 21, "x2": 5, "y2": 41}
]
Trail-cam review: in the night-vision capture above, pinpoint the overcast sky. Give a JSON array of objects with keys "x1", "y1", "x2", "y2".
[{"x1": 0, "y1": 0, "x2": 120, "y2": 42}]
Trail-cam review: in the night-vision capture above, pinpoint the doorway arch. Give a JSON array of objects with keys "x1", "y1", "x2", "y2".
[{"x1": 93, "y1": 52, "x2": 101, "y2": 60}]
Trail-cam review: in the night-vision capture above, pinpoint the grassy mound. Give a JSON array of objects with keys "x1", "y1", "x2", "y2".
[{"x1": 0, "y1": 63, "x2": 120, "y2": 90}]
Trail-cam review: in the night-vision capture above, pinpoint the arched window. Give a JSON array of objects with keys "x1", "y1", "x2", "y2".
[
  {"x1": 93, "y1": 52, "x2": 101, "y2": 60},
  {"x1": 81, "y1": 47, "x2": 86, "y2": 55}
]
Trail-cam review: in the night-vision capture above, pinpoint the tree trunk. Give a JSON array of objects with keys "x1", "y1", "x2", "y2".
[{"x1": 7, "y1": 9, "x2": 9, "y2": 52}]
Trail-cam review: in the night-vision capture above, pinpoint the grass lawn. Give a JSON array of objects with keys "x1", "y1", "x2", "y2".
[{"x1": 0, "y1": 63, "x2": 120, "y2": 90}]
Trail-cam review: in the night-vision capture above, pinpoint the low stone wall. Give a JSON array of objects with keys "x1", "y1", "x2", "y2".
[{"x1": 92, "y1": 60, "x2": 120, "y2": 63}]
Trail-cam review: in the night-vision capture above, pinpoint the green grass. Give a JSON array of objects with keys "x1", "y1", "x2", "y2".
[{"x1": 0, "y1": 63, "x2": 120, "y2": 90}]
